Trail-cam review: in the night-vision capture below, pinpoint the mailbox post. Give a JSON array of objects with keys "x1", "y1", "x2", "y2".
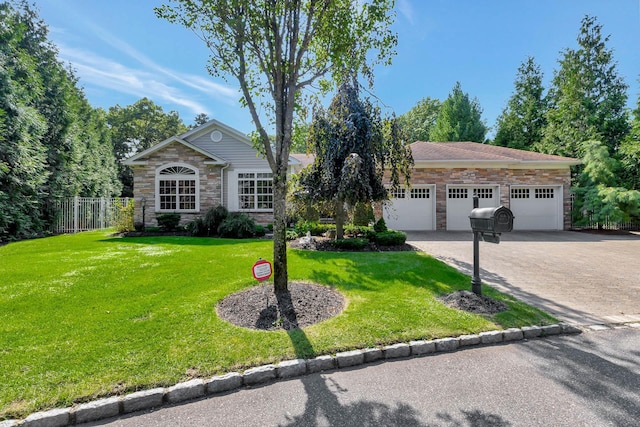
[{"x1": 469, "y1": 199, "x2": 514, "y2": 296}]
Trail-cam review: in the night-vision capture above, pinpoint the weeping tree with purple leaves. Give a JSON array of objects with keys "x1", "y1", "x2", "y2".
[{"x1": 297, "y1": 77, "x2": 413, "y2": 239}]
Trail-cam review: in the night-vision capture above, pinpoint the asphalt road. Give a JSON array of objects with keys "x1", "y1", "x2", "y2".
[{"x1": 87, "y1": 328, "x2": 640, "y2": 427}]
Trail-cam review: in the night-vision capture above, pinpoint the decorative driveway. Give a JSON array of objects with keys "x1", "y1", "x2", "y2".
[{"x1": 406, "y1": 231, "x2": 640, "y2": 325}]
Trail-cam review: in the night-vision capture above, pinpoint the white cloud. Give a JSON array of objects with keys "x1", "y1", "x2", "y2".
[
  {"x1": 58, "y1": 44, "x2": 211, "y2": 115},
  {"x1": 397, "y1": 0, "x2": 415, "y2": 25}
]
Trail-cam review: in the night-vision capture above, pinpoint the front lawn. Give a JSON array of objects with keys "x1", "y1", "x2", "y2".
[{"x1": 0, "y1": 231, "x2": 555, "y2": 419}]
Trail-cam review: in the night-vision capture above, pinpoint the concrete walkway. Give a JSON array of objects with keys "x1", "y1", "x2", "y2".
[{"x1": 406, "y1": 230, "x2": 640, "y2": 325}]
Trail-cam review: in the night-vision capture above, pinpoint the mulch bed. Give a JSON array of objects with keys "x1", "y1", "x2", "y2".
[
  {"x1": 438, "y1": 290, "x2": 508, "y2": 315},
  {"x1": 216, "y1": 282, "x2": 345, "y2": 331},
  {"x1": 288, "y1": 236, "x2": 416, "y2": 252}
]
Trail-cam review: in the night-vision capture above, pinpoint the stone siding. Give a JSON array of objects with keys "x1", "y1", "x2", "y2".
[
  {"x1": 132, "y1": 142, "x2": 222, "y2": 227},
  {"x1": 132, "y1": 141, "x2": 274, "y2": 227},
  {"x1": 377, "y1": 167, "x2": 572, "y2": 230}
]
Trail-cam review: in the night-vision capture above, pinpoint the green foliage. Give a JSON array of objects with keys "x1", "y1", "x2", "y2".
[
  {"x1": 285, "y1": 229, "x2": 299, "y2": 240},
  {"x1": 373, "y1": 230, "x2": 407, "y2": 246},
  {"x1": 397, "y1": 97, "x2": 441, "y2": 142},
  {"x1": 431, "y1": 82, "x2": 487, "y2": 142},
  {"x1": 217, "y1": 212, "x2": 259, "y2": 238},
  {"x1": 295, "y1": 220, "x2": 335, "y2": 237},
  {"x1": 333, "y1": 237, "x2": 370, "y2": 250},
  {"x1": 617, "y1": 94, "x2": 640, "y2": 190},
  {"x1": 113, "y1": 199, "x2": 135, "y2": 233},
  {"x1": 537, "y1": 16, "x2": 629, "y2": 159},
  {"x1": 107, "y1": 98, "x2": 188, "y2": 196},
  {"x1": 344, "y1": 225, "x2": 376, "y2": 239},
  {"x1": 204, "y1": 205, "x2": 228, "y2": 236},
  {"x1": 156, "y1": 213, "x2": 181, "y2": 231},
  {"x1": 254, "y1": 225, "x2": 266, "y2": 237},
  {"x1": 0, "y1": 2, "x2": 121, "y2": 241},
  {"x1": 374, "y1": 217, "x2": 388, "y2": 233},
  {"x1": 187, "y1": 216, "x2": 207, "y2": 237},
  {"x1": 493, "y1": 57, "x2": 547, "y2": 150},
  {"x1": 352, "y1": 202, "x2": 375, "y2": 226}
]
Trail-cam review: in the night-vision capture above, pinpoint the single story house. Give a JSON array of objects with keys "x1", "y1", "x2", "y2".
[
  {"x1": 125, "y1": 119, "x2": 580, "y2": 231},
  {"x1": 123, "y1": 119, "x2": 299, "y2": 228}
]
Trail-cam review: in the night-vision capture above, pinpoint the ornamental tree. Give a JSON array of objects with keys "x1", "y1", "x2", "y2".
[
  {"x1": 297, "y1": 78, "x2": 413, "y2": 239},
  {"x1": 156, "y1": 0, "x2": 397, "y2": 292}
]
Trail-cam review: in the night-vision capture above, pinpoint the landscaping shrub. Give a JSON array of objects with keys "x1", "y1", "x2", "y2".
[
  {"x1": 254, "y1": 225, "x2": 266, "y2": 237},
  {"x1": 373, "y1": 217, "x2": 388, "y2": 233},
  {"x1": 286, "y1": 229, "x2": 299, "y2": 240},
  {"x1": 295, "y1": 220, "x2": 335, "y2": 236},
  {"x1": 187, "y1": 217, "x2": 208, "y2": 237},
  {"x1": 204, "y1": 205, "x2": 228, "y2": 235},
  {"x1": 156, "y1": 213, "x2": 181, "y2": 231},
  {"x1": 373, "y1": 230, "x2": 407, "y2": 246},
  {"x1": 333, "y1": 238, "x2": 370, "y2": 250},
  {"x1": 344, "y1": 224, "x2": 376, "y2": 239},
  {"x1": 217, "y1": 212, "x2": 258, "y2": 238},
  {"x1": 113, "y1": 199, "x2": 135, "y2": 233},
  {"x1": 352, "y1": 202, "x2": 374, "y2": 226}
]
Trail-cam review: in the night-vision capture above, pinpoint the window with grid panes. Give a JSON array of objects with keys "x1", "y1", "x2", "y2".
[
  {"x1": 390, "y1": 188, "x2": 405, "y2": 199},
  {"x1": 238, "y1": 172, "x2": 273, "y2": 210},
  {"x1": 474, "y1": 188, "x2": 493, "y2": 198},
  {"x1": 411, "y1": 188, "x2": 430, "y2": 199},
  {"x1": 511, "y1": 188, "x2": 530, "y2": 199},
  {"x1": 157, "y1": 165, "x2": 197, "y2": 211},
  {"x1": 448, "y1": 188, "x2": 468, "y2": 199},
  {"x1": 535, "y1": 188, "x2": 554, "y2": 199}
]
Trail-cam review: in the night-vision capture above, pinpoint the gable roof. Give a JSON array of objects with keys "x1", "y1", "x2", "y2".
[
  {"x1": 289, "y1": 142, "x2": 581, "y2": 171},
  {"x1": 410, "y1": 142, "x2": 581, "y2": 167},
  {"x1": 122, "y1": 118, "x2": 301, "y2": 167},
  {"x1": 123, "y1": 136, "x2": 228, "y2": 165}
]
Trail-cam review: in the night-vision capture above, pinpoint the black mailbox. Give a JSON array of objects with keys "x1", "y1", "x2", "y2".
[{"x1": 469, "y1": 206, "x2": 514, "y2": 234}]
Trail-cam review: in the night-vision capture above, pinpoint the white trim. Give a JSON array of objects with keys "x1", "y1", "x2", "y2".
[
  {"x1": 123, "y1": 137, "x2": 228, "y2": 165},
  {"x1": 228, "y1": 169, "x2": 274, "y2": 212},
  {"x1": 384, "y1": 184, "x2": 436, "y2": 231},
  {"x1": 509, "y1": 184, "x2": 563, "y2": 230},
  {"x1": 155, "y1": 162, "x2": 200, "y2": 213},
  {"x1": 445, "y1": 184, "x2": 500, "y2": 231}
]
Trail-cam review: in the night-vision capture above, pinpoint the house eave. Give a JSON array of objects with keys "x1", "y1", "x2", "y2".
[{"x1": 413, "y1": 160, "x2": 581, "y2": 169}]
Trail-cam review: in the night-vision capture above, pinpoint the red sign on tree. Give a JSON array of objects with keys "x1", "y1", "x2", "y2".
[{"x1": 252, "y1": 259, "x2": 273, "y2": 282}]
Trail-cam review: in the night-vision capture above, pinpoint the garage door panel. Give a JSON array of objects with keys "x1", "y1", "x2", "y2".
[
  {"x1": 446, "y1": 186, "x2": 499, "y2": 231},
  {"x1": 384, "y1": 186, "x2": 434, "y2": 231},
  {"x1": 510, "y1": 187, "x2": 560, "y2": 230}
]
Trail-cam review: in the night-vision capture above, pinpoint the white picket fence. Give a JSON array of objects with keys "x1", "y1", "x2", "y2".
[{"x1": 51, "y1": 197, "x2": 131, "y2": 234}]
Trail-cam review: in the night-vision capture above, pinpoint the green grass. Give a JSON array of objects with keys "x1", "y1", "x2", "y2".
[{"x1": 0, "y1": 231, "x2": 556, "y2": 419}]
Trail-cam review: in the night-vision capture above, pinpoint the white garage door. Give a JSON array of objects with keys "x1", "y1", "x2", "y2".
[
  {"x1": 446, "y1": 186, "x2": 499, "y2": 231},
  {"x1": 510, "y1": 186, "x2": 562, "y2": 230},
  {"x1": 384, "y1": 186, "x2": 435, "y2": 231}
]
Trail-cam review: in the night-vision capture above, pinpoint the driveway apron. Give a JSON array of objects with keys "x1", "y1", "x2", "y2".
[{"x1": 406, "y1": 231, "x2": 640, "y2": 325}]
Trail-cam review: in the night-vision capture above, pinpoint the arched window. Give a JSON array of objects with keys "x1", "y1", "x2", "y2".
[{"x1": 155, "y1": 164, "x2": 199, "y2": 212}]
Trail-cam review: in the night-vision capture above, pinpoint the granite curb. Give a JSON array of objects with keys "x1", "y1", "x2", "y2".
[{"x1": 12, "y1": 321, "x2": 632, "y2": 427}]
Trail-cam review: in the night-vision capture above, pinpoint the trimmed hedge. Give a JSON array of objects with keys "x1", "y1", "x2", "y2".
[{"x1": 373, "y1": 230, "x2": 407, "y2": 246}]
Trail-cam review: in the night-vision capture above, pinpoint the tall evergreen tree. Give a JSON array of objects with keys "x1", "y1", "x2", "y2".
[
  {"x1": 618, "y1": 91, "x2": 640, "y2": 190},
  {"x1": 397, "y1": 97, "x2": 441, "y2": 142},
  {"x1": 493, "y1": 57, "x2": 547, "y2": 150},
  {"x1": 430, "y1": 82, "x2": 487, "y2": 142},
  {"x1": 0, "y1": 1, "x2": 121, "y2": 241},
  {"x1": 538, "y1": 16, "x2": 629, "y2": 158}
]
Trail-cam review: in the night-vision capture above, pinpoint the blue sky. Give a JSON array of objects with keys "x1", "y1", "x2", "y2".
[{"x1": 36, "y1": 0, "x2": 640, "y2": 137}]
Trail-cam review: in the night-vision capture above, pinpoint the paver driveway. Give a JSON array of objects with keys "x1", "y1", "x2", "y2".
[{"x1": 406, "y1": 231, "x2": 640, "y2": 325}]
